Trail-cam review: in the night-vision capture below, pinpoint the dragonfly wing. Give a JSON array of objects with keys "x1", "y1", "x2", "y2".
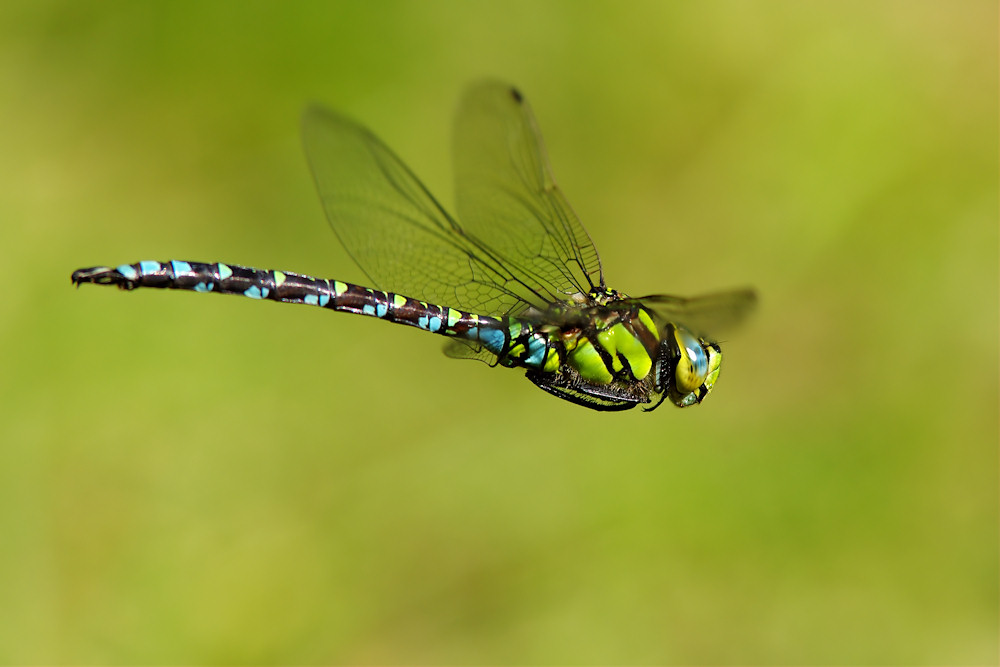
[
  {"x1": 452, "y1": 80, "x2": 605, "y2": 307},
  {"x1": 442, "y1": 339, "x2": 500, "y2": 365},
  {"x1": 637, "y1": 288, "x2": 757, "y2": 340},
  {"x1": 303, "y1": 104, "x2": 530, "y2": 315}
]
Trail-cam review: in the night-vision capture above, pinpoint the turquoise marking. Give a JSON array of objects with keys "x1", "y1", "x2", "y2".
[
  {"x1": 218, "y1": 263, "x2": 233, "y2": 280},
  {"x1": 319, "y1": 294, "x2": 330, "y2": 307},
  {"x1": 170, "y1": 260, "x2": 191, "y2": 275},
  {"x1": 139, "y1": 260, "x2": 160, "y2": 275},
  {"x1": 467, "y1": 326, "x2": 479, "y2": 341},
  {"x1": 244, "y1": 285, "x2": 267, "y2": 299},
  {"x1": 418, "y1": 315, "x2": 429, "y2": 329},
  {"x1": 428, "y1": 316, "x2": 442, "y2": 333},
  {"x1": 376, "y1": 303, "x2": 388, "y2": 318},
  {"x1": 508, "y1": 320, "x2": 522, "y2": 339},
  {"x1": 304, "y1": 294, "x2": 318, "y2": 306},
  {"x1": 525, "y1": 335, "x2": 547, "y2": 366},
  {"x1": 479, "y1": 327, "x2": 506, "y2": 354},
  {"x1": 194, "y1": 282, "x2": 213, "y2": 292},
  {"x1": 362, "y1": 304, "x2": 376, "y2": 316},
  {"x1": 116, "y1": 264, "x2": 138, "y2": 280}
]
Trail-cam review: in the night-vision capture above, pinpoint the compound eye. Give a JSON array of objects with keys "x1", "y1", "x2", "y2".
[{"x1": 673, "y1": 326, "x2": 709, "y2": 393}]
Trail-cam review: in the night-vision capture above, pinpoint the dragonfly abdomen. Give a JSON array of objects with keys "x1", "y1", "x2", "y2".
[{"x1": 71, "y1": 260, "x2": 511, "y2": 345}]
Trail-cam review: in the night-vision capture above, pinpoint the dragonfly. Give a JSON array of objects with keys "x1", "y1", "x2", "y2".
[{"x1": 72, "y1": 81, "x2": 755, "y2": 412}]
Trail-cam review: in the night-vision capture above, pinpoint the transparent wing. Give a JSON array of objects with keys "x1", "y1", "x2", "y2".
[
  {"x1": 442, "y1": 339, "x2": 500, "y2": 365},
  {"x1": 636, "y1": 288, "x2": 758, "y2": 340},
  {"x1": 302, "y1": 104, "x2": 554, "y2": 316},
  {"x1": 452, "y1": 80, "x2": 605, "y2": 303}
]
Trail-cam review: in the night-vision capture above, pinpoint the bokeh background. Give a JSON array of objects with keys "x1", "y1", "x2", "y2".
[{"x1": 2, "y1": 1, "x2": 996, "y2": 663}]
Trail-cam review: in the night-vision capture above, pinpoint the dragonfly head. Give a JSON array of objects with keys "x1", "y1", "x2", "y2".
[{"x1": 655, "y1": 324, "x2": 723, "y2": 407}]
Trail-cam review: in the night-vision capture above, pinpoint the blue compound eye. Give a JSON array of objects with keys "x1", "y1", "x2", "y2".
[{"x1": 673, "y1": 326, "x2": 709, "y2": 393}]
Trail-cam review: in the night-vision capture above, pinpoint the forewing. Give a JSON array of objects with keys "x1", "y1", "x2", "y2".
[
  {"x1": 453, "y1": 80, "x2": 604, "y2": 305},
  {"x1": 302, "y1": 104, "x2": 529, "y2": 315},
  {"x1": 638, "y1": 288, "x2": 757, "y2": 340}
]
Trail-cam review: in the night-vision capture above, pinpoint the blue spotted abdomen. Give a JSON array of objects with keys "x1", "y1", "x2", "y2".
[{"x1": 71, "y1": 260, "x2": 510, "y2": 350}]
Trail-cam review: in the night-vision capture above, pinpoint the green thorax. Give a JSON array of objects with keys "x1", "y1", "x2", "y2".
[{"x1": 499, "y1": 296, "x2": 661, "y2": 385}]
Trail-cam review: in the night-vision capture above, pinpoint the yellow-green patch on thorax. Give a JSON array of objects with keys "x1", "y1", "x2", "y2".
[
  {"x1": 567, "y1": 337, "x2": 613, "y2": 384},
  {"x1": 596, "y1": 322, "x2": 654, "y2": 380}
]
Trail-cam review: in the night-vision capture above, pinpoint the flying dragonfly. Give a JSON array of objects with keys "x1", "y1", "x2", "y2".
[{"x1": 72, "y1": 81, "x2": 755, "y2": 411}]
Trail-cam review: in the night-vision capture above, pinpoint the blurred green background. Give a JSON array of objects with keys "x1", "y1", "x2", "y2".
[{"x1": 2, "y1": 1, "x2": 996, "y2": 663}]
